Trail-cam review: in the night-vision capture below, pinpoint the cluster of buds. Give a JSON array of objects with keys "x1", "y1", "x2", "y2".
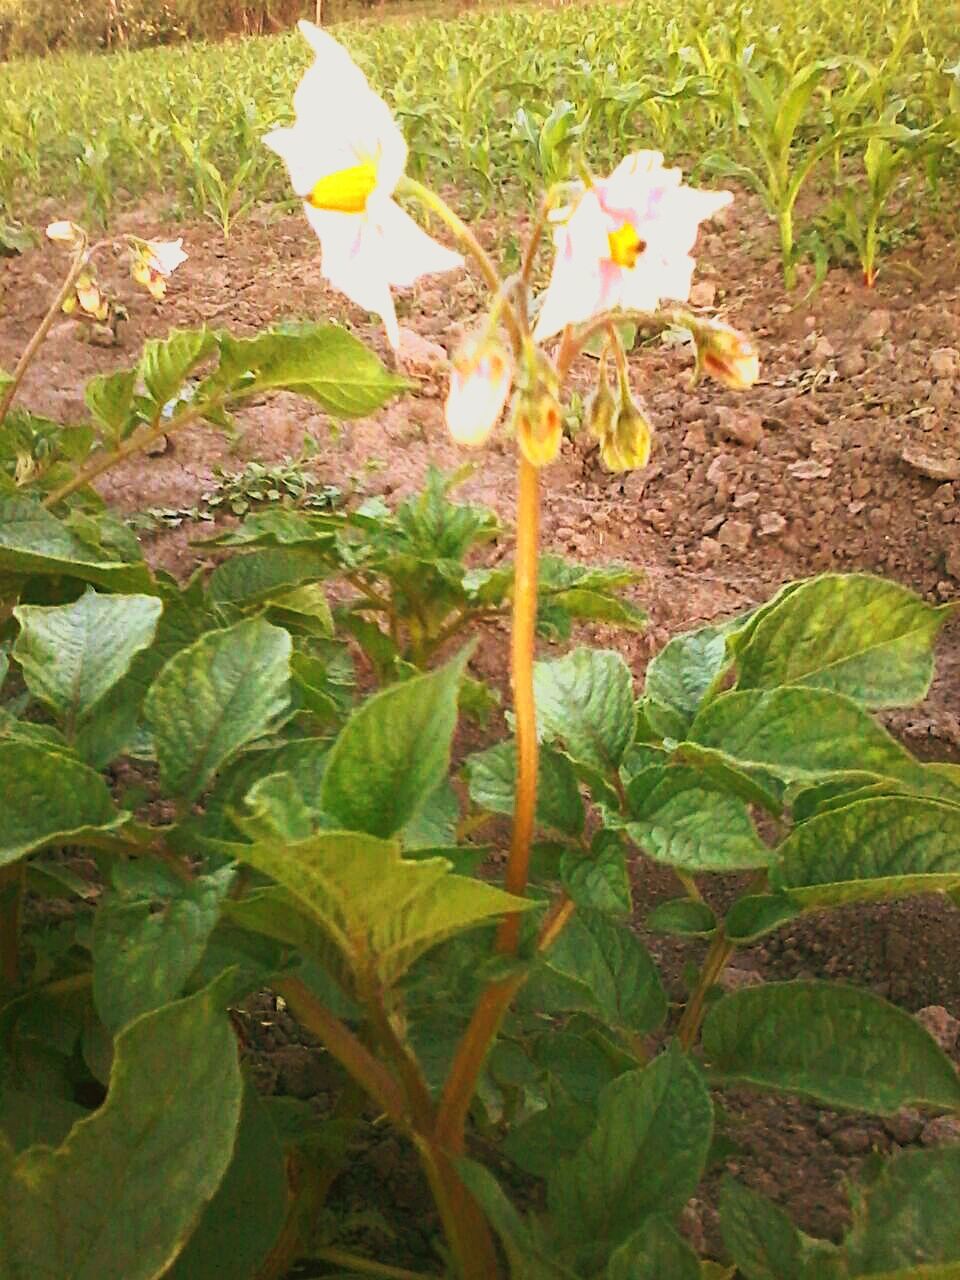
[
  {"x1": 45, "y1": 221, "x2": 188, "y2": 324},
  {"x1": 584, "y1": 346, "x2": 654, "y2": 473}
]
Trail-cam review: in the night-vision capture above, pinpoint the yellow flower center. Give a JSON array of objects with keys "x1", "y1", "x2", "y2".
[
  {"x1": 308, "y1": 160, "x2": 378, "y2": 214},
  {"x1": 607, "y1": 222, "x2": 645, "y2": 269}
]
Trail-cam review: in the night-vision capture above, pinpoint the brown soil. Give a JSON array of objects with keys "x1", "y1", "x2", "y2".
[{"x1": 2, "y1": 187, "x2": 959, "y2": 1271}]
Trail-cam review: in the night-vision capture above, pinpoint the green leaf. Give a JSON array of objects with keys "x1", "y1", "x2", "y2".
[
  {"x1": 0, "y1": 981, "x2": 243, "y2": 1280},
  {"x1": 0, "y1": 496, "x2": 152, "y2": 591},
  {"x1": 140, "y1": 328, "x2": 216, "y2": 410},
  {"x1": 646, "y1": 897, "x2": 717, "y2": 937},
  {"x1": 85, "y1": 369, "x2": 137, "y2": 438},
  {"x1": 0, "y1": 742, "x2": 124, "y2": 866},
  {"x1": 770, "y1": 796, "x2": 960, "y2": 908},
  {"x1": 549, "y1": 1047, "x2": 713, "y2": 1262},
  {"x1": 561, "y1": 831, "x2": 631, "y2": 916},
  {"x1": 534, "y1": 648, "x2": 636, "y2": 774},
  {"x1": 670, "y1": 742, "x2": 783, "y2": 814},
  {"x1": 724, "y1": 893, "x2": 800, "y2": 943},
  {"x1": 14, "y1": 589, "x2": 162, "y2": 731},
  {"x1": 0, "y1": 1089, "x2": 88, "y2": 1154},
  {"x1": 607, "y1": 1217, "x2": 702, "y2": 1280},
  {"x1": 457, "y1": 1159, "x2": 577, "y2": 1280},
  {"x1": 322, "y1": 649, "x2": 469, "y2": 838},
  {"x1": 212, "y1": 324, "x2": 407, "y2": 416},
  {"x1": 688, "y1": 688, "x2": 917, "y2": 784},
  {"x1": 93, "y1": 861, "x2": 235, "y2": 1032},
  {"x1": 644, "y1": 617, "x2": 739, "y2": 734},
  {"x1": 528, "y1": 907, "x2": 666, "y2": 1034},
  {"x1": 234, "y1": 828, "x2": 532, "y2": 987},
  {"x1": 266, "y1": 582, "x2": 334, "y2": 635},
  {"x1": 625, "y1": 766, "x2": 770, "y2": 871},
  {"x1": 166, "y1": 1083, "x2": 287, "y2": 1280},
  {"x1": 719, "y1": 1178, "x2": 810, "y2": 1280},
  {"x1": 703, "y1": 981, "x2": 960, "y2": 1113},
  {"x1": 466, "y1": 740, "x2": 585, "y2": 837},
  {"x1": 145, "y1": 618, "x2": 292, "y2": 804},
  {"x1": 502, "y1": 1099, "x2": 596, "y2": 1178},
  {"x1": 208, "y1": 547, "x2": 330, "y2": 605},
  {"x1": 845, "y1": 1148, "x2": 960, "y2": 1274},
  {"x1": 731, "y1": 574, "x2": 952, "y2": 708},
  {"x1": 401, "y1": 781, "x2": 459, "y2": 850}
]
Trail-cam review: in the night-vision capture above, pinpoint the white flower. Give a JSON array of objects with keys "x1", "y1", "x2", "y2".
[
  {"x1": 264, "y1": 22, "x2": 462, "y2": 349},
  {"x1": 131, "y1": 237, "x2": 187, "y2": 300},
  {"x1": 533, "y1": 152, "x2": 732, "y2": 342},
  {"x1": 444, "y1": 337, "x2": 514, "y2": 446},
  {"x1": 45, "y1": 220, "x2": 83, "y2": 246}
]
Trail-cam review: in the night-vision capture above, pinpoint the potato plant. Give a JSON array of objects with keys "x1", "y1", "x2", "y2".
[{"x1": 1, "y1": 19, "x2": 959, "y2": 1280}]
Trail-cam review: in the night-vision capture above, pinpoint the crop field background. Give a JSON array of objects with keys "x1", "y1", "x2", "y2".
[{"x1": 2, "y1": 0, "x2": 959, "y2": 285}]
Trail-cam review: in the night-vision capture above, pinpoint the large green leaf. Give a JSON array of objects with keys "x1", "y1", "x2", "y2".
[
  {"x1": 770, "y1": 796, "x2": 960, "y2": 907},
  {"x1": 321, "y1": 650, "x2": 468, "y2": 838},
  {"x1": 643, "y1": 617, "x2": 739, "y2": 735},
  {"x1": 234, "y1": 827, "x2": 532, "y2": 988},
  {"x1": 0, "y1": 742, "x2": 124, "y2": 866},
  {"x1": 212, "y1": 324, "x2": 407, "y2": 416},
  {"x1": 703, "y1": 981, "x2": 960, "y2": 1113},
  {"x1": 166, "y1": 1083, "x2": 287, "y2": 1280},
  {"x1": 0, "y1": 496, "x2": 152, "y2": 591},
  {"x1": 0, "y1": 982, "x2": 243, "y2": 1280},
  {"x1": 466, "y1": 740, "x2": 585, "y2": 837},
  {"x1": 526, "y1": 907, "x2": 666, "y2": 1034},
  {"x1": 85, "y1": 369, "x2": 137, "y2": 439},
  {"x1": 139, "y1": 328, "x2": 216, "y2": 410},
  {"x1": 13, "y1": 589, "x2": 162, "y2": 732},
  {"x1": 456, "y1": 1160, "x2": 578, "y2": 1280},
  {"x1": 93, "y1": 861, "x2": 235, "y2": 1032},
  {"x1": 548, "y1": 1047, "x2": 713, "y2": 1262},
  {"x1": 534, "y1": 648, "x2": 635, "y2": 775},
  {"x1": 560, "y1": 830, "x2": 631, "y2": 916},
  {"x1": 208, "y1": 547, "x2": 331, "y2": 606},
  {"x1": 607, "y1": 1218, "x2": 702, "y2": 1280},
  {"x1": 719, "y1": 1178, "x2": 840, "y2": 1280},
  {"x1": 845, "y1": 1148, "x2": 960, "y2": 1275},
  {"x1": 688, "y1": 688, "x2": 918, "y2": 783},
  {"x1": 731, "y1": 574, "x2": 952, "y2": 708},
  {"x1": 625, "y1": 766, "x2": 770, "y2": 871},
  {"x1": 145, "y1": 618, "x2": 291, "y2": 804}
]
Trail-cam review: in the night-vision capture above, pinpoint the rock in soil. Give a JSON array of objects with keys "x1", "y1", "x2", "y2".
[
  {"x1": 883, "y1": 1109, "x2": 924, "y2": 1145},
  {"x1": 920, "y1": 1116, "x2": 960, "y2": 1147},
  {"x1": 915, "y1": 1005, "x2": 960, "y2": 1053},
  {"x1": 715, "y1": 405, "x2": 764, "y2": 448}
]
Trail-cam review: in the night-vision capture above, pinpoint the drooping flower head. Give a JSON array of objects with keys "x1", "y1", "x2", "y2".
[
  {"x1": 695, "y1": 318, "x2": 760, "y2": 390},
  {"x1": 130, "y1": 237, "x2": 188, "y2": 300},
  {"x1": 534, "y1": 152, "x2": 732, "y2": 342},
  {"x1": 445, "y1": 336, "x2": 514, "y2": 447},
  {"x1": 265, "y1": 23, "x2": 462, "y2": 349}
]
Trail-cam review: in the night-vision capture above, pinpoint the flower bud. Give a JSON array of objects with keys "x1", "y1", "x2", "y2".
[
  {"x1": 72, "y1": 270, "x2": 110, "y2": 322},
  {"x1": 697, "y1": 320, "x2": 759, "y2": 390},
  {"x1": 601, "y1": 395, "x2": 654, "y2": 473},
  {"x1": 45, "y1": 220, "x2": 84, "y2": 247},
  {"x1": 583, "y1": 354, "x2": 618, "y2": 443},
  {"x1": 514, "y1": 348, "x2": 563, "y2": 468},
  {"x1": 444, "y1": 336, "x2": 514, "y2": 447}
]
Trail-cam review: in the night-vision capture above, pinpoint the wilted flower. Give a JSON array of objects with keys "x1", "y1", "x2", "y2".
[
  {"x1": 695, "y1": 319, "x2": 760, "y2": 390},
  {"x1": 130, "y1": 237, "x2": 187, "y2": 301},
  {"x1": 264, "y1": 22, "x2": 462, "y2": 349},
  {"x1": 65, "y1": 270, "x2": 109, "y2": 322},
  {"x1": 514, "y1": 348, "x2": 563, "y2": 468},
  {"x1": 445, "y1": 336, "x2": 514, "y2": 447},
  {"x1": 45, "y1": 220, "x2": 84, "y2": 247},
  {"x1": 533, "y1": 152, "x2": 732, "y2": 342}
]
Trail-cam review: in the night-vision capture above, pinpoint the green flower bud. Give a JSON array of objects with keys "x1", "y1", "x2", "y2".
[{"x1": 600, "y1": 395, "x2": 654, "y2": 473}]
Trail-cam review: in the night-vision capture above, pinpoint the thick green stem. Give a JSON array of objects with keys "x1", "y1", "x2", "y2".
[
  {"x1": 312, "y1": 1247, "x2": 439, "y2": 1280},
  {"x1": 0, "y1": 250, "x2": 88, "y2": 427}
]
